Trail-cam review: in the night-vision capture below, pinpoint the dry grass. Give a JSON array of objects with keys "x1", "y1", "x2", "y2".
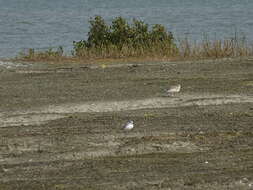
[
  {"x1": 16, "y1": 47, "x2": 67, "y2": 62},
  {"x1": 178, "y1": 35, "x2": 253, "y2": 59},
  {"x1": 15, "y1": 36, "x2": 253, "y2": 63}
]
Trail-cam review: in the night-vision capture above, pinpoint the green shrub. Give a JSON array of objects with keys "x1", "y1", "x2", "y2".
[
  {"x1": 17, "y1": 16, "x2": 252, "y2": 62},
  {"x1": 73, "y1": 16, "x2": 177, "y2": 58},
  {"x1": 86, "y1": 16, "x2": 110, "y2": 47}
]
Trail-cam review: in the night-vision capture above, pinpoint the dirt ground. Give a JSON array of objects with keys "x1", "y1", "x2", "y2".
[{"x1": 0, "y1": 58, "x2": 253, "y2": 189}]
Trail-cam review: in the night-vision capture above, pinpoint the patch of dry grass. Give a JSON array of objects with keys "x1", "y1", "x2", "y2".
[
  {"x1": 15, "y1": 36, "x2": 253, "y2": 63},
  {"x1": 16, "y1": 47, "x2": 66, "y2": 62},
  {"x1": 14, "y1": 16, "x2": 253, "y2": 63},
  {"x1": 178, "y1": 35, "x2": 253, "y2": 59}
]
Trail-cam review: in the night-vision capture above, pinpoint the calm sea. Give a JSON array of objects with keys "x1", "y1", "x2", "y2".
[{"x1": 0, "y1": 0, "x2": 253, "y2": 58}]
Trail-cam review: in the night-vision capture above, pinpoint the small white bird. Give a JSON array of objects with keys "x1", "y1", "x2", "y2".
[
  {"x1": 1, "y1": 167, "x2": 9, "y2": 173},
  {"x1": 123, "y1": 120, "x2": 134, "y2": 131},
  {"x1": 166, "y1": 84, "x2": 181, "y2": 96}
]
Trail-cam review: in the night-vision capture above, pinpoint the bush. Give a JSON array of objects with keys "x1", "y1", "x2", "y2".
[
  {"x1": 17, "y1": 16, "x2": 252, "y2": 62},
  {"x1": 73, "y1": 16, "x2": 177, "y2": 58}
]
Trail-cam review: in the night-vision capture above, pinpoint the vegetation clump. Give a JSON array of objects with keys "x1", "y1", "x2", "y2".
[
  {"x1": 72, "y1": 16, "x2": 177, "y2": 58},
  {"x1": 18, "y1": 46, "x2": 64, "y2": 61},
  {"x1": 16, "y1": 16, "x2": 253, "y2": 62}
]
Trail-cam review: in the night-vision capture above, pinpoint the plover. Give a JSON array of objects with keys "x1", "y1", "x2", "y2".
[
  {"x1": 123, "y1": 120, "x2": 134, "y2": 131},
  {"x1": 166, "y1": 84, "x2": 181, "y2": 96}
]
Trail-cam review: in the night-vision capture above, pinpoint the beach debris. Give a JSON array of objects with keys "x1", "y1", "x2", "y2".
[{"x1": 0, "y1": 60, "x2": 28, "y2": 69}]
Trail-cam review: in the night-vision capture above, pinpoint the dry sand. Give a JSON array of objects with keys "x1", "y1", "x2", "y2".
[{"x1": 0, "y1": 58, "x2": 253, "y2": 189}]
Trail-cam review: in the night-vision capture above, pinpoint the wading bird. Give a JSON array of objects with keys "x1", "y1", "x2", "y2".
[
  {"x1": 123, "y1": 120, "x2": 134, "y2": 131},
  {"x1": 166, "y1": 84, "x2": 181, "y2": 96}
]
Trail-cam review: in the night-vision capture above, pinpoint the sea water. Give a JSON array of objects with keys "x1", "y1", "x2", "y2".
[{"x1": 0, "y1": 0, "x2": 252, "y2": 58}]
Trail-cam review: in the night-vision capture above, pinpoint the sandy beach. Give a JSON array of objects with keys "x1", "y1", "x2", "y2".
[{"x1": 0, "y1": 58, "x2": 253, "y2": 189}]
